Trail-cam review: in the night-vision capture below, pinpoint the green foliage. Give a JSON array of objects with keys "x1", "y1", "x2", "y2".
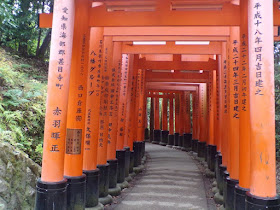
[
  {"x1": 275, "y1": 43, "x2": 280, "y2": 159},
  {"x1": 0, "y1": 0, "x2": 53, "y2": 57},
  {"x1": 0, "y1": 47, "x2": 47, "y2": 164}
]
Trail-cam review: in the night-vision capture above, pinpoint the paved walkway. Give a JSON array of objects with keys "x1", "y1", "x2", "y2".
[{"x1": 110, "y1": 143, "x2": 210, "y2": 210}]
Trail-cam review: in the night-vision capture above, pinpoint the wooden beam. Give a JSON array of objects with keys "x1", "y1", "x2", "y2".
[
  {"x1": 112, "y1": 35, "x2": 229, "y2": 42},
  {"x1": 122, "y1": 41, "x2": 222, "y2": 54},
  {"x1": 104, "y1": 26, "x2": 230, "y2": 36},
  {"x1": 89, "y1": 3, "x2": 240, "y2": 26},
  {"x1": 38, "y1": 1, "x2": 280, "y2": 28},
  {"x1": 147, "y1": 86, "x2": 197, "y2": 91},
  {"x1": 139, "y1": 58, "x2": 218, "y2": 70},
  {"x1": 145, "y1": 70, "x2": 209, "y2": 82},
  {"x1": 146, "y1": 94, "x2": 174, "y2": 98}
]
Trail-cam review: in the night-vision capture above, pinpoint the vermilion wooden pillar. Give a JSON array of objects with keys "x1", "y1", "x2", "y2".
[
  {"x1": 116, "y1": 54, "x2": 130, "y2": 151},
  {"x1": 235, "y1": 1, "x2": 251, "y2": 208},
  {"x1": 162, "y1": 96, "x2": 168, "y2": 131},
  {"x1": 125, "y1": 56, "x2": 138, "y2": 175},
  {"x1": 116, "y1": 54, "x2": 131, "y2": 184},
  {"x1": 246, "y1": 1, "x2": 280, "y2": 208},
  {"x1": 35, "y1": 1, "x2": 75, "y2": 209},
  {"x1": 152, "y1": 92, "x2": 161, "y2": 144},
  {"x1": 167, "y1": 93, "x2": 175, "y2": 147},
  {"x1": 208, "y1": 70, "x2": 217, "y2": 172},
  {"x1": 219, "y1": 41, "x2": 230, "y2": 183},
  {"x1": 225, "y1": 26, "x2": 240, "y2": 209},
  {"x1": 149, "y1": 95, "x2": 154, "y2": 143},
  {"x1": 197, "y1": 84, "x2": 207, "y2": 158},
  {"x1": 138, "y1": 70, "x2": 147, "y2": 142},
  {"x1": 126, "y1": 56, "x2": 138, "y2": 151},
  {"x1": 174, "y1": 93, "x2": 180, "y2": 147},
  {"x1": 208, "y1": 71, "x2": 215, "y2": 146},
  {"x1": 160, "y1": 94, "x2": 169, "y2": 146},
  {"x1": 154, "y1": 94, "x2": 160, "y2": 130},
  {"x1": 134, "y1": 69, "x2": 146, "y2": 166},
  {"x1": 124, "y1": 55, "x2": 136, "y2": 151},
  {"x1": 183, "y1": 92, "x2": 192, "y2": 150},
  {"x1": 63, "y1": 0, "x2": 90, "y2": 208},
  {"x1": 96, "y1": 36, "x2": 114, "y2": 204},
  {"x1": 191, "y1": 89, "x2": 199, "y2": 152},
  {"x1": 178, "y1": 92, "x2": 185, "y2": 148},
  {"x1": 83, "y1": 27, "x2": 103, "y2": 208},
  {"x1": 216, "y1": 41, "x2": 230, "y2": 198},
  {"x1": 215, "y1": 55, "x2": 223, "y2": 193},
  {"x1": 106, "y1": 39, "x2": 122, "y2": 197},
  {"x1": 216, "y1": 55, "x2": 222, "y2": 153},
  {"x1": 117, "y1": 54, "x2": 133, "y2": 183},
  {"x1": 184, "y1": 92, "x2": 191, "y2": 135}
]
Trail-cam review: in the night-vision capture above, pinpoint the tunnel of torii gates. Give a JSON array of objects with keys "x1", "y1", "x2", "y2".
[{"x1": 33, "y1": 0, "x2": 280, "y2": 209}]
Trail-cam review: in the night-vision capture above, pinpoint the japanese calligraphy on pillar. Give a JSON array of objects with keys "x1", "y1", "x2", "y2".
[
  {"x1": 223, "y1": 58, "x2": 228, "y2": 114},
  {"x1": 108, "y1": 65, "x2": 117, "y2": 145},
  {"x1": 252, "y1": 2, "x2": 264, "y2": 96},
  {"x1": 118, "y1": 54, "x2": 129, "y2": 138},
  {"x1": 84, "y1": 33, "x2": 103, "y2": 152},
  {"x1": 209, "y1": 72, "x2": 213, "y2": 117},
  {"x1": 55, "y1": 7, "x2": 69, "y2": 91},
  {"x1": 241, "y1": 34, "x2": 248, "y2": 111},
  {"x1": 232, "y1": 38, "x2": 240, "y2": 119},
  {"x1": 49, "y1": 6, "x2": 73, "y2": 154},
  {"x1": 201, "y1": 86, "x2": 205, "y2": 119},
  {"x1": 98, "y1": 46, "x2": 110, "y2": 148},
  {"x1": 137, "y1": 70, "x2": 144, "y2": 129},
  {"x1": 216, "y1": 68, "x2": 220, "y2": 121}
]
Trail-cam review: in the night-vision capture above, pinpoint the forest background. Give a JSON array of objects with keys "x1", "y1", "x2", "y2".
[{"x1": 1, "y1": 0, "x2": 280, "y2": 165}]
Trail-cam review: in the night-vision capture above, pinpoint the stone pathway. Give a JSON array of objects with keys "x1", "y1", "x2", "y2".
[{"x1": 109, "y1": 143, "x2": 210, "y2": 210}]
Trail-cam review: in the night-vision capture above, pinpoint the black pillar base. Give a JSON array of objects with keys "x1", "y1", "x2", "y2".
[
  {"x1": 215, "y1": 153, "x2": 222, "y2": 179},
  {"x1": 107, "y1": 159, "x2": 118, "y2": 189},
  {"x1": 65, "y1": 174, "x2": 86, "y2": 210},
  {"x1": 97, "y1": 163, "x2": 109, "y2": 198},
  {"x1": 246, "y1": 192, "x2": 280, "y2": 210},
  {"x1": 235, "y1": 185, "x2": 249, "y2": 210},
  {"x1": 133, "y1": 141, "x2": 142, "y2": 167},
  {"x1": 197, "y1": 141, "x2": 206, "y2": 158},
  {"x1": 150, "y1": 129, "x2": 154, "y2": 143},
  {"x1": 145, "y1": 128, "x2": 149, "y2": 141},
  {"x1": 35, "y1": 178, "x2": 67, "y2": 210},
  {"x1": 124, "y1": 147, "x2": 130, "y2": 177},
  {"x1": 225, "y1": 177, "x2": 239, "y2": 210},
  {"x1": 129, "y1": 150, "x2": 134, "y2": 173},
  {"x1": 205, "y1": 144, "x2": 209, "y2": 162},
  {"x1": 223, "y1": 171, "x2": 230, "y2": 207},
  {"x1": 183, "y1": 133, "x2": 192, "y2": 149},
  {"x1": 174, "y1": 133, "x2": 179, "y2": 146},
  {"x1": 191, "y1": 139, "x2": 198, "y2": 153},
  {"x1": 116, "y1": 149, "x2": 126, "y2": 184},
  {"x1": 152, "y1": 129, "x2": 161, "y2": 144},
  {"x1": 160, "y1": 130, "x2": 169, "y2": 146},
  {"x1": 167, "y1": 134, "x2": 175, "y2": 147},
  {"x1": 218, "y1": 165, "x2": 227, "y2": 195},
  {"x1": 207, "y1": 145, "x2": 217, "y2": 172},
  {"x1": 83, "y1": 169, "x2": 100, "y2": 208},
  {"x1": 141, "y1": 141, "x2": 145, "y2": 158},
  {"x1": 178, "y1": 135, "x2": 184, "y2": 148}
]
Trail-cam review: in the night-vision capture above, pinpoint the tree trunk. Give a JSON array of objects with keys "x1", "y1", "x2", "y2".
[{"x1": 37, "y1": 29, "x2": 51, "y2": 58}]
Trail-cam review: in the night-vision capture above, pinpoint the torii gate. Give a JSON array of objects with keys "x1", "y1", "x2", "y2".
[{"x1": 35, "y1": 1, "x2": 280, "y2": 210}]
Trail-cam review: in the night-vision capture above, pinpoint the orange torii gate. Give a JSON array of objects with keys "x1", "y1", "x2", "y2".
[
  {"x1": 147, "y1": 86, "x2": 198, "y2": 147},
  {"x1": 35, "y1": 1, "x2": 280, "y2": 210}
]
